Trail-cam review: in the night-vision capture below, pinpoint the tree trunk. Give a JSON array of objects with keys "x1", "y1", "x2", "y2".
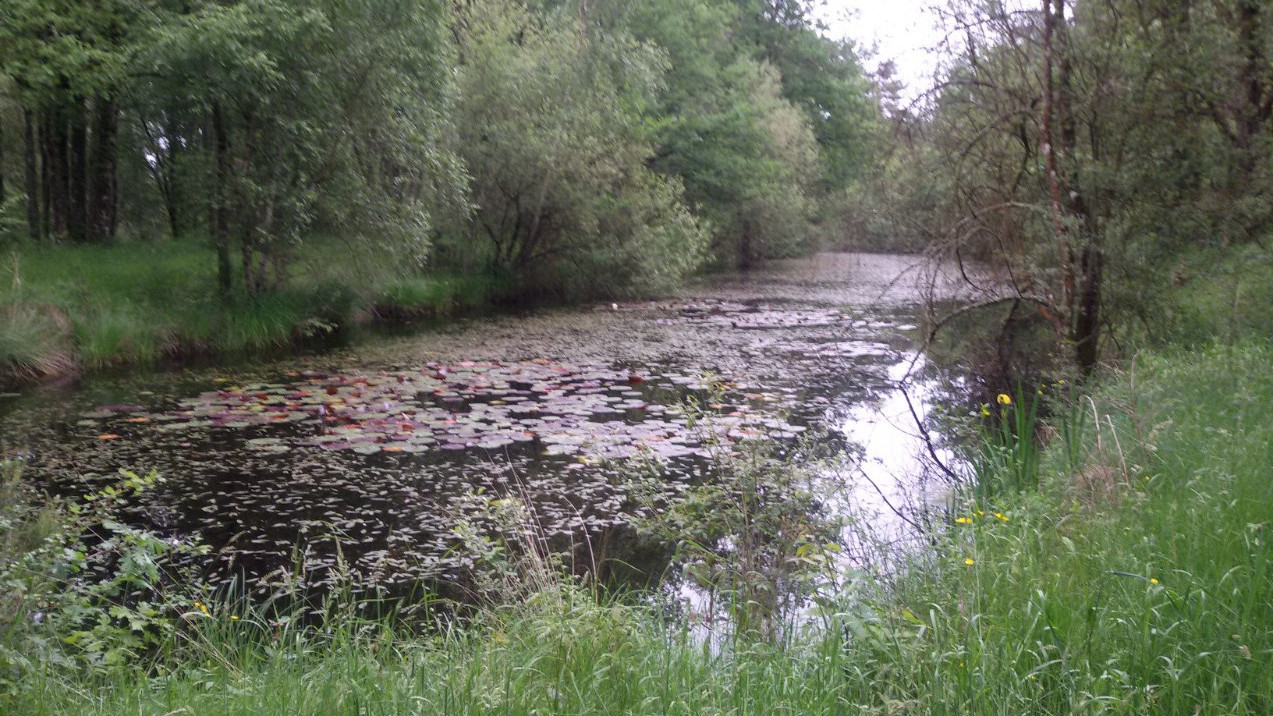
[
  {"x1": 1039, "y1": 0, "x2": 1073, "y2": 316},
  {"x1": 24, "y1": 109, "x2": 40, "y2": 239},
  {"x1": 87, "y1": 98, "x2": 118, "y2": 242},
  {"x1": 211, "y1": 103, "x2": 233, "y2": 293},
  {"x1": 1074, "y1": 246, "x2": 1102, "y2": 376},
  {"x1": 1236, "y1": 1, "x2": 1269, "y2": 153},
  {"x1": 241, "y1": 233, "x2": 257, "y2": 295},
  {"x1": 68, "y1": 97, "x2": 89, "y2": 242},
  {"x1": 42, "y1": 110, "x2": 70, "y2": 241}
]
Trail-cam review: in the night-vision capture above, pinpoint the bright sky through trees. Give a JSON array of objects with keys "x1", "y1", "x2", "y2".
[{"x1": 816, "y1": 0, "x2": 944, "y2": 99}]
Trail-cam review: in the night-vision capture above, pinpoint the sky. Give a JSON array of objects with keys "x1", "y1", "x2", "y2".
[{"x1": 816, "y1": 1, "x2": 948, "y2": 100}]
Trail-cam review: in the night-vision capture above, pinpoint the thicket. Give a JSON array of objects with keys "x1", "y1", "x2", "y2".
[{"x1": 852, "y1": 0, "x2": 1273, "y2": 384}]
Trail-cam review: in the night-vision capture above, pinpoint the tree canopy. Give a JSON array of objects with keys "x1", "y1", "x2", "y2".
[{"x1": 0, "y1": 0, "x2": 879, "y2": 297}]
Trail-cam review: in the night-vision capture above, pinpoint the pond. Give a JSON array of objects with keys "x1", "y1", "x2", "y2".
[{"x1": 0, "y1": 253, "x2": 968, "y2": 602}]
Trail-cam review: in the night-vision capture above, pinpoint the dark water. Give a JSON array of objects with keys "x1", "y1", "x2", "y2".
[{"x1": 0, "y1": 253, "x2": 967, "y2": 599}]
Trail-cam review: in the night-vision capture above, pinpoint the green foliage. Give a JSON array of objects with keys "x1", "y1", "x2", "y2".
[
  {"x1": 968, "y1": 386, "x2": 1041, "y2": 499},
  {"x1": 0, "y1": 464, "x2": 208, "y2": 693},
  {"x1": 0, "y1": 301, "x2": 74, "y2": 383},
  {"x1": 0, "y1": 239, "x2": 508, "y2": 381},
  {"x1": 627, "y1": 388, "x2": 843, "y2": 642},
  {"x1": 858, "y1": 0, "x2": 1273, "y2": 373},
  {"x1": 734, "y1": 0, "x2": 878, "y2": 191},
  {"x1": 623, "y1": 0, "x2": 843, "y2": 269},
  {"x1": 0, "y1": 0, "x2": 138, "y2": 100},
  {"x1": 137, "y1": 0, "x2": 464, "y2": 291},
  {"x1": 2, "y1": 0, "x2": 880, "y2": 304},
  {"x1": 898, "y1": 342, "x2": 1273, "y2": 713},
  {"x1": 447, "y1": 0, "x2": 709, "y2": 299}
]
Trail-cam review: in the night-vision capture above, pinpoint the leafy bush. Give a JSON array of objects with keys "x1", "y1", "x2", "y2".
[{"x1": 0, "y1": 464, "x2": 207, "y2": 693}]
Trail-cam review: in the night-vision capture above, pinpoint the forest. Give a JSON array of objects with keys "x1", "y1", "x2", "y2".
[{"x1": 2, "y1": 1, "x2": 1272, "y2": 713}]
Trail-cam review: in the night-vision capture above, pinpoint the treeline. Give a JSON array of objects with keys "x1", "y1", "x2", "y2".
[
  {"x1": 859, "y1": 0, "x2": 1273, "y2": 377},
  {"x1": 0, "y1": 0, "x2": 879, "y2": 299}
]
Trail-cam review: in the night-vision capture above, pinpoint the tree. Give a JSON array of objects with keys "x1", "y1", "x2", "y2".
[
  {"x1": 736, "y1": 0, "x2": 878, "y2": 191},
  {"x1": 137, "y1": 0, "x2": 464, "y2": 293},
  {"x1": 0, "y1": 0, "x2": 136, "y2": 243},
  {"x1": 901, "y1": 0, "x2": 1273, "y2": 377},
  {"x1": 618, "y1": 0, "x2": 829, "y2": 268},
  {"x1": 448, "y1": 0, "x2": 708, "y2": 297}
]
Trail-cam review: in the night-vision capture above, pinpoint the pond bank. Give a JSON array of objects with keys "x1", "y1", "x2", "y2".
[{"x1": 0, "y1": 239, "x2": 510, "y2": 388}]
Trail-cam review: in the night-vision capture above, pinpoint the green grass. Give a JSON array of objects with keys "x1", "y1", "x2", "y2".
[
  {"x1": 3, "y1": 341, "x2": 1271, "y2": 714},
  {"x1": 876, "y1": 342, "x2": 1273, "y2": 713},
  {"x1": 0, "y1": 238, "x2": 507, "y2": 381}
]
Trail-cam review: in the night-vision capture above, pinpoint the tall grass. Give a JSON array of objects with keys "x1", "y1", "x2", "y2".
[
  {"x1": 0, "y1": 239, "x2": 507, "y2": 381},
  {"x1": 969, "y1": 383, "x2": 1042, "y2": 500},
  {"x1": 882, "y1": 342, "x2": 1273, "y2": 713}
]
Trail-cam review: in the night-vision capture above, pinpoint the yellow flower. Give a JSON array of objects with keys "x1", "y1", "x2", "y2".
[
  {"x1": 955, "y1": 517, "x2": 972, "y2": 525},
  {"x1": 994, "y1": 512, "x2": 1010, "y2": 522},
  {"x1": 980, "y1": 404, "x2": 990, "y2": 417},
  {"x1": 964, "y1": 558, "x2": 975, "y2": 566},
  {"x1": 996, "y1": 393, "x2": 1012, "y2": 406},
  {"x1": 1150, "y1": 578, "x2": 1159, "y2": 585},
  {"x1": 231, "y1": 615, "x2": 241, "y2": 621}
]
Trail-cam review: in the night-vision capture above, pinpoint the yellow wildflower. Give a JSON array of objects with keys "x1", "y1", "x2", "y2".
[
  {"x1": 994, "y1": 512, "x2": 1010, "y2": 522},
  {"x1": 231, "y1": 615, "x2": 241, "y2": 621},
  {"x1": 1150, "y1": 578, "x2": 1159, "y2": 585},
  {"x1": 997, "y1": 393, "x2": 1012, "y2": 406},
  {"x1": 964, "y1": 558, "x2": 975, "y2": 566},
  {"x1": 955, "y1": 517, "x2": 972, "y2": 525}
]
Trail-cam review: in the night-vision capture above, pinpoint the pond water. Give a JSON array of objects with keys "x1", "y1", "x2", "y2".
[{"x1": 0, "y1": 253, "x2": 967, "y2": 601}]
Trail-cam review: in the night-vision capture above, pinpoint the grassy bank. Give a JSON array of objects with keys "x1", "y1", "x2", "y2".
[
  {"x1": 3, "y1": 341, "x2": 1270, "y2": 713},
  {"x1": 0, "y1": 239, "x2": 508, "y2": 384}
]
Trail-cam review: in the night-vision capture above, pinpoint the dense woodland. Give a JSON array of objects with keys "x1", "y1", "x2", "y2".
[
  {"x1": 867, "y1": 0, "x2": 1273, "y2": 378},
  {"x1": 0, "y1": 0, "x2": 874, "y2": 297}
]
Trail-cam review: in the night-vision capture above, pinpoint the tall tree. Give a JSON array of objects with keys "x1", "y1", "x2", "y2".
[
  {"x1": 139, "y1": 0, "x2": 464, "y2": 293},
  {"x1": 448, "y1": 0, "x2": 708, "y2": 297},
  {"x1": 903, "y1": 0, "x2": 1273, "y2": 376},
  {"x1": 0, "y1": 0, "x2": 135, "y2": 243},
  {"x1": 618, "y1": 0, "x2": 830, "y2": 268}
]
